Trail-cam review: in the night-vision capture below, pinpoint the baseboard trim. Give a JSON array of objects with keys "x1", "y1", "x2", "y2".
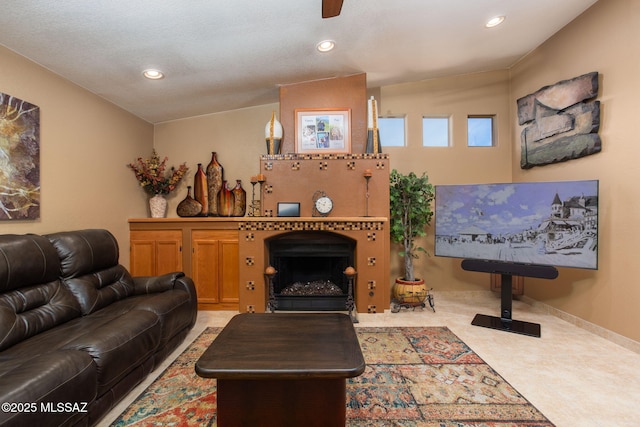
[{"x1": 520, "y1": 295, "x2": 640, "y2": 354}]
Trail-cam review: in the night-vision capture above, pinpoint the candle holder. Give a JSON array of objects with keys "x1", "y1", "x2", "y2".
[
  {"x1": 251, "y1": 199, "x2": 261, "y2": 217},
  {"x1": 363, "y1": 169, "x2": 373, "y2": 217},
  {"x1": 248, "y1": 177, "x2": 258, "y2": 216},
  {"x1": 265, "y1": 266, "x2": 278, "y2": 312},
  {"x1": 343, "y1": 266, "x2": 358, "y2": 323},
  {"x1": 257, "y1": 174, "x2": 266, "y2": 217}
]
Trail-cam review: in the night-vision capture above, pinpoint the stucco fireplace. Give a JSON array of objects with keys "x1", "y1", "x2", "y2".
[{"x1": 236, "y1": 152, "x2": 391, "y2": 315}]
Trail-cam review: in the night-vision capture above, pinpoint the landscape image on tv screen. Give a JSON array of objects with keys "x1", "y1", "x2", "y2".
[{"x1": 434, "y1": 180, "x2": 598, "y2": 270}]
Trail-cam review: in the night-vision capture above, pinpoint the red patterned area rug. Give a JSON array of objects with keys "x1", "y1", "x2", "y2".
[{"x1": 112, "y1": 327, "x2": 554, "y2": 426}]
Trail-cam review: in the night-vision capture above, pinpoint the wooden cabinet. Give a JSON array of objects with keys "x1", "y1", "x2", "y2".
[
  {"x1": 192, "y1": 230, "x2": 239, "y2": 310},
  {"x1": 130, "y1": 230, "x2": 182, "y2": 276},
  {"x1": 129, "y1": 219, "x2": 240, "y2": 311}
]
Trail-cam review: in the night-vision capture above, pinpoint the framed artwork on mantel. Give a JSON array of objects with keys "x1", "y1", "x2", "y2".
[{"x1": 294, "y1": 108, "x2": 351, "y2": 154}]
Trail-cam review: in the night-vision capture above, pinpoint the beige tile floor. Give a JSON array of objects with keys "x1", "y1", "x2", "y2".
[{"x1": 99, "y1": 291, "x2": 640, "y2": 427}]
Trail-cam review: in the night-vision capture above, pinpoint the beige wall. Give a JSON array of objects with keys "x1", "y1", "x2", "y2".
[
  {"x1": 279, "y1": 73, "x2": 368, "y2": 153},
  {"x1": 510, "y1": 0, "x2": 640, "y2": 341},
  {"x1": 379, "y1": 70, "x2": 513, "y2": 291},
  {"x1": 153, "y1": 103, "x2": 278, "y2": 216},
  {"x1": 0, "y1": 45, "x2": 153, "y2": 266}
]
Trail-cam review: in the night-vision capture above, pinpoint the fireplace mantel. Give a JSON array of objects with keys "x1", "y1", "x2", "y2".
[{"x1": 239, "y1": 216, "x2": 386, "y2": 231}]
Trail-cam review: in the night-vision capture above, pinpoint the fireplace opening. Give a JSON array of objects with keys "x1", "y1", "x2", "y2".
[{"x1": 268, "y1": 231, "x2": 355, "y2": 311}]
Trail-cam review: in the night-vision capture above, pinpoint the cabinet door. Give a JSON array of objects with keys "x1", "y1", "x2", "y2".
[
  {"x1": 218, "y1": 238, "x2": 239, "y2": 303},
  {"x1": 130, "y1": 230, "x2": 182, "y2": 276},
  {"x1": 155, "y1": 236, "x2": 183, "y2": 275},
  {"x1": 192, "y1": 230, "x2": 239, "y2": 307},
  {"x1": 192, "y1": 234, "x2": 220, "y2": 304},
  {"x1": 130, "y1": 238, "x2": 155, "y2": 276}
]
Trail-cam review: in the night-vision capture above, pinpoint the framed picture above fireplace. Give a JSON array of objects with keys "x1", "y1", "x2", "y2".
[{"x1": 294, "y1": 108, "x2": 351, "y2": 154}]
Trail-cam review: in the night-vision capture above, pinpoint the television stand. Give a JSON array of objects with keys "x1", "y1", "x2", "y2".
[
  {"x1": 471, "y1": 273, "x2": 541, "y2": 337},
  {"x1": 461, "y1": 259, "x2": 558, "y2": 338}
]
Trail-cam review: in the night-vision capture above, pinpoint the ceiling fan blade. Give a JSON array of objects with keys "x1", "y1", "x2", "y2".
[{"x1": 322, "y1": 0, "x2": 344, "y2": 18}]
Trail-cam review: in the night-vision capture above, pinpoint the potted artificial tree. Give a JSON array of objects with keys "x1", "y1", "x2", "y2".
[{"x1": 389, "y1": 169, "x2": 435, "y2": 307}]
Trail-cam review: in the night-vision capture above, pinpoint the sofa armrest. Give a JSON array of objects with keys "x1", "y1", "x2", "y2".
[
  {"x1": 133, "y1": 272, "x2": 195, "y2": 297},
  {"x1": 132, "y1": 272, "x2": 198, "y2": 330},
  {"x1": 133, "y1": 273, "x2": 197, "y2": 313},
  {"x1": 133, "y1": 272, "x2": 183, "y2": 294}
]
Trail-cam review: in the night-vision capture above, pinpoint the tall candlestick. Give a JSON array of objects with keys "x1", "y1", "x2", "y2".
[
  {"x1": 249, "y1": 180, "x2": 257, "y2": 216},
  {"x1": 364, "y1": 170, "x2": 372, "y2": 217}
]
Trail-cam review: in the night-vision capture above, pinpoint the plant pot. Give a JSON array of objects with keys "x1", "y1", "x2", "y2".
[{"x1": 393, "y1": 277, "x2": 427, "y2": 305}]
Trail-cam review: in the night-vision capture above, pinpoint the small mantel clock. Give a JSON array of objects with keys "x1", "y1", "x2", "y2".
[{"x1": 312, "y1": 191, "x2": 333, "y2": 217}]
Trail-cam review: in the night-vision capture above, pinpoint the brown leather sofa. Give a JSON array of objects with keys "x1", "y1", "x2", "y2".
[{"x1": 0, "y1": 229, "x2": 197, "y2": 427}]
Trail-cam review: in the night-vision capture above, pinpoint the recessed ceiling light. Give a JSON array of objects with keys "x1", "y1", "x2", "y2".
[
  {"x1": 143, "y1": 69, "x2": 164, "y2": 80},
  {"x1": 485, "y1": 15, "x2": 506, "y2": 28},
  {"x1": 316, "y1": 40, "x2": 336, "y2": 53}
]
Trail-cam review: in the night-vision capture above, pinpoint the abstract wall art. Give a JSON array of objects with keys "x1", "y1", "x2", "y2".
[
  {"x1": 0, "y1": 92, "x2": 40, "y2": 220},
  {"x1": 517, "y1": 72, "x2": 601, "y2": 169}
]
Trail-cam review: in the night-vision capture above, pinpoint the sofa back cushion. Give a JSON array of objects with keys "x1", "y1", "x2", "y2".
[
  {"x1": 46, "y1": 229, "x2": 136, "y2": 315},
  {"x1": 0, "y1": 234, "x2": 81, "y2": 351},
  {"x1": 0, "y1": 234, "x2": 60, "y2": 292}
]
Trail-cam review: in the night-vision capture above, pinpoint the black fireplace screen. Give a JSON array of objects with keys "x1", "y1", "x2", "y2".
[{"x1": 267, "y1": 232, "x2": 355, "y2": 310}]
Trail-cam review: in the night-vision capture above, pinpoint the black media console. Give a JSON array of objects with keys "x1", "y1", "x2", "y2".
[{"x1": 461, "y1": 259, "x2": 559, "y2": 338}]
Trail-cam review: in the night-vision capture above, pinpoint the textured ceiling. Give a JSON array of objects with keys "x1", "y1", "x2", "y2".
[{"x1": 0, "y1": 0, "x2": 598, "y2": 123}]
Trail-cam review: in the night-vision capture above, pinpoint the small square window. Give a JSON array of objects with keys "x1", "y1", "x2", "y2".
[
  {"x1": 423, "y1": 117, "x2": 450, "y2": 147},
  {"x1": 378, "y1": 116, "x2": 405, "y2": 147},
  {"x1": 468, "y1": 116, "x2": 495, "y2": 147}
]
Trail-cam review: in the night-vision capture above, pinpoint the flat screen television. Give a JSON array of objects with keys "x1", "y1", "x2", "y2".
[{"x1": 434, "y1": 180, "x2": 598, "y2": 270}]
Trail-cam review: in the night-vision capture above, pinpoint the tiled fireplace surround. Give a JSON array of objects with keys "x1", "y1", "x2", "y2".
[{"x1": 237, "y1": 153, "x2": 391, "y2": 314}]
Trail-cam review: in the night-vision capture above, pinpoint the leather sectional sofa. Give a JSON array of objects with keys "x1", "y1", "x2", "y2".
[{"x1": 0, "y1": 229, "x2": 197, "y2": 427}]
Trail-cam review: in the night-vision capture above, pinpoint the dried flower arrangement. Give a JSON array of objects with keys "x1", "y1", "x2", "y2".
[{"x1": 128, "y1": 150, "x2": 188, "y2": 195}]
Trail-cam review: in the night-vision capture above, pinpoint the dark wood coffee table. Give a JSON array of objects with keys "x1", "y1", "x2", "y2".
[{"x1": 195, "y1": 313, "x2": 365, "y2": 426}]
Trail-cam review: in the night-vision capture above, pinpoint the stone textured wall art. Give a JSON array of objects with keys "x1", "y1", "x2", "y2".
[
  {"x1": 517, "y1": 72, "x2": 601, "y2": 169},
  {"x1": 0, "y1": 92, "x2": 40, "y2": 220}
]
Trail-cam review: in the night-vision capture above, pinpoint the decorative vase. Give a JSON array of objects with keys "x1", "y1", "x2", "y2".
[
  {"x1": 365, "y1": 128, "x2": 382, "y2": 154},
  {"x1": 176, "y1": 186, "x2": 203, "y2": 217},
  {"x1": 149, "y1": 194, "x2": 167, "y2": 218},
  {"x1": 206, "y1": 152, "x2": 224, "y2": 216},
  {"x1": 193, "y1": 163, "x2": 208, "y2": 216},
  {"x1": 366, "y1": 96, "x2": 382, "y2": 154},
  {"x1": 265, "y1": 111, "x2": 283, "y2": 155},
  {"x1": 232, "y1": 179, "x2": 247, "y2": 216},
  {"x1": 217, "y1": 180, "x2": 236, "y2": 217}
]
